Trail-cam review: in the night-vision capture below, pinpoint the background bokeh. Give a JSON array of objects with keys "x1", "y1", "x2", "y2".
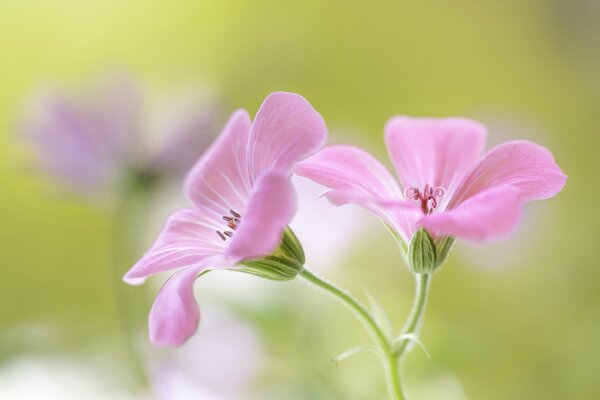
[{"x1": 1, "y1": 1, "x2": 598, "y2": 399}]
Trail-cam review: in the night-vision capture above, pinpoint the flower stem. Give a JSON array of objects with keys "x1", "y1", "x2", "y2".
[
  {"x1": 299, "y1": 268, "x2": 432, "y2": 400},
  {"x1": 108, "y1": 174, "x2": 157, "y2": 388},
  {"x1": 393, "y1": 273, "x2": 431, "y2": 358},
  {"x1": 299, "y1": 268, "x2": 404, "y2": 399},
  {"x1": 299, "y1": 268, "x2": 389, "y2": 350},
  {"x1": 385, "y1": 353, "x2": 404, "y2": 399}
]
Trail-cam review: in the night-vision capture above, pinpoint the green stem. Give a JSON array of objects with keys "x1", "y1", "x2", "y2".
[
  {"x1": 299, "y1": 268, "x2": 403, "y2": 399},
  {"x1": 300, "y1": 268, "x2": 432, "y2": 400},
  {"x1": 385, "y1": 353, "x2": 404, "y2": 399},
  {"x1": 393, "y1": 273, "x2": 431, "y2": 358},
  {"x1": 108, "y1": 174, "x2": 158, "y2": 388},
  {"x1": 299, "y1": 268, "x2": 388, "y2": 350}
]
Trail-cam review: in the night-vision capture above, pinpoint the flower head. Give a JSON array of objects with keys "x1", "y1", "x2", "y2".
[
  {"x1": 20, "y1": 74, "x2": 220, "y2": 196},
  {"x1": 297, "y1": 116, "x2": 567, "y2": 271},
  {"x1": 124, "y1": 92, "x2": 327, "y2": 346}
]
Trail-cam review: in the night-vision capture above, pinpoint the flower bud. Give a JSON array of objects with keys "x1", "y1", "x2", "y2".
[
  {"x1": 407, "y1": 229, "x2": 454, "y2": 274},
  {"x1": 238, "y1": 228, "x2": 305, "y2": 281},
  {"x1": 408, "y1": 229, "x2": 437, "y2": 274}
]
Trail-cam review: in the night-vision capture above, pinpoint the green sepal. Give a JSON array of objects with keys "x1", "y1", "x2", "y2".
[
  {"x1": 407, "y1": 229, "x2": 455, "y2": 274},
  {"x1": 408, "y1": 228, "x2": 438, "y2": 274},
  {"x1": 279, "y1": 227, "x2": 305, "y2": 265},
  {"x1": 237, "y1": 228, "x2": 305, "y2": 281},
  {"x1": 434, "y1": 236, "x2": 455, "y2": 268}
]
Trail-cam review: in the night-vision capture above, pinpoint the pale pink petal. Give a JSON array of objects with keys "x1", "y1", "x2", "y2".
[
  {"x1": 184, "y1": 109, "x2": 252, "y2": 217},
  {"x1": 420, "y1": 186, "x2": 522, "y2": 242},
  {"x1": 89, "y1": 74, "x2": 141, "y2": 164},
  {"x1": 147, "y1": 103, "x2": 220, "y2": 176},
  {"x1": 296, "y1": 145, "x2": 402, "y2": 199},
  {"x1": 21, "y1": 91, "x2": 116, "y2": 191},
  {"x1": 227, "y1": 170, "x2": 296, "y2": 261},
  {"x1": 296, "y1": 144, "x2": 421, "y2": 242},
  {"x1": 123, "y1": 209, "x2": 225, "y2": 284},
  {"x1": 385, "y1": 116, "x2": 486, "y2": 205},
  {"x1": 247, "y1": 92, "x2": 327, "y2": 181},
  {"x1": 149, "y1": 264, "x2": 207, "y2": 347},
  {"x1": 324, "y1": 189, "x2": 421, "y2": 243},
  {"x1": 450, "y1": 140, "x2": 567, "y2": 207}
]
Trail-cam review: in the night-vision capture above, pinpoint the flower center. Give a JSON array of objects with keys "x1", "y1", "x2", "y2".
[
  {"x1": 216, "y1": 209, "x2": 241, "y2": 241},
  {"x1": 404, "y1": 184, "x2": 445, "y2": 215}
]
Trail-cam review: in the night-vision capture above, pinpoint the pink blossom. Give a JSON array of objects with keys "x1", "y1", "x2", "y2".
[
  {"x1": 150, "y1": 309, "x2": 263, "y2": 400},
  {"x1": 124, "y1": 92, "x2": 327, "y2": 347},
  {"x1": 20, "y1": 74, "x2": 221, "y2": 195},
  {"x1": 296, "y1": 116, "x2": 567, "y2": 247}
]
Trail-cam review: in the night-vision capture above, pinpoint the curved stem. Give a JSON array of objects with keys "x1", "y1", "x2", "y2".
[
  {"x1": 299, "y1": 268, "x2": 403, "y2": 399},
  {"x1": 109, "y1": 175, "x2": 157, "y2": 387},
  {"x1": 385, "y1": 353, "x2": 405, "y2": 399},
  {"x1": 299, "y1": 268, "x2": 389, "y2": 350},
  {"x1": 393, "y1": 273, "x2": 431, "y2": 358},
  {"x1": 299, "y1": 269, "x2": 432, "y2": 400}
]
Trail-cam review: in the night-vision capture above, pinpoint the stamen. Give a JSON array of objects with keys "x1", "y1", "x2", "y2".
[
  {"x1": 430, "y1": 196, "x2": 437, "y2": 209},
  {"x1": 404, "y1": 187, "x2": 419, "y2": 200},
  {"x1": 216, "y1": 210, "x2": 242, "y2": 241},
  {"x1": 404, "y1": 184, "x2": 445, "y2": 214}
]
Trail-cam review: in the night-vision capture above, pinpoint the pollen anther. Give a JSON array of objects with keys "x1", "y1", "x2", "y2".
[
  {"x1": 216, "y1": 209, "x2": 242, "y2": 241},
  {"x1": 404, "y1": 183, "x2": 445, "y2": 214}
]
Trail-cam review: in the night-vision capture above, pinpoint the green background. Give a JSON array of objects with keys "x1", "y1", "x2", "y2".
[{"x1": 1, "y1": 1, "x2": 598, "y2": 399}]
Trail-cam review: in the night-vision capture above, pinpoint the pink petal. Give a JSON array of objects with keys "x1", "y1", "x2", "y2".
[
  {"x1": 149, "y1": 264, "x2": 208, "y2": 347},
  {"x1": 324, "y1": 189, "x2": 422, "y2": 243},
  {"x1": 296, "y1": 145, "x2": 422, "y2": 243},
  {"x1": 419, "y1": 185, "x2": 522, "y2": 242},
  {"x1": 247, "y1": 92, "x2": 327, "y2": 181},
  {"x1": 22, "y1": 91, "x2": 116, "y2": 191},
  {"x1": 227, "y1": 170, "x2": 296, "y2": 261},
  {"x1": 296, "y1": 145, "x2": 402, "y2": 199},
  {"x1": 147, "y1": 103, "x2": 220, "y2": 176},
  {"x1": 123, "y1": 209, "x2": 225, "y2": 284},
  {"x1": 184, "y1": 109, "x2": 252, "y2": 217},
  {"x1": 450, "y1": 140, "x2": 567, "y2": 207},
  {"x1": 90, "y1": 73, "x2": 141, "y2": 163},
  {"x1": 385, "y1": 116, "x2": 486, "y2": 204}
]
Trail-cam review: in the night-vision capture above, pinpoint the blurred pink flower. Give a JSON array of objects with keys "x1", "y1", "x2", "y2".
[
  {"x1": 124, "y1": 92, "x2": 327, "y2": 347},
  {"x1": 150, "y1": 309, "x2": 263, "y2": 400},
  {"x1": 297, "y1": 116, "x2": 567, "y2": 245},
  {"x1": 20, "y1": 74, "x2": 221, "y2": 195}
]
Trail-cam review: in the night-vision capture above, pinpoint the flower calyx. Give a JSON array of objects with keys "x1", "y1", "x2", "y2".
[
  {"x1": 407, "y1": 229, "x2": 454, "y2": 274},
  {"x1": 237, "y1": 228, "x2": 305, "y2": 281}
]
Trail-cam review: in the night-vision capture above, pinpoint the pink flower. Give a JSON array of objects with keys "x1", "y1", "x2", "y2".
[
  {"x1": 124, "y1": 92, "x2": 327, "y2": 347},
  {"x1": 150, "y1": 309, "x2": 263, "y2": 400},
  {"x1": 20, "y1": 74, "x2": 221, "y2": 195},
  {"x1": 297, "y1": 116, "x2": 566, "y2": 262}
]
